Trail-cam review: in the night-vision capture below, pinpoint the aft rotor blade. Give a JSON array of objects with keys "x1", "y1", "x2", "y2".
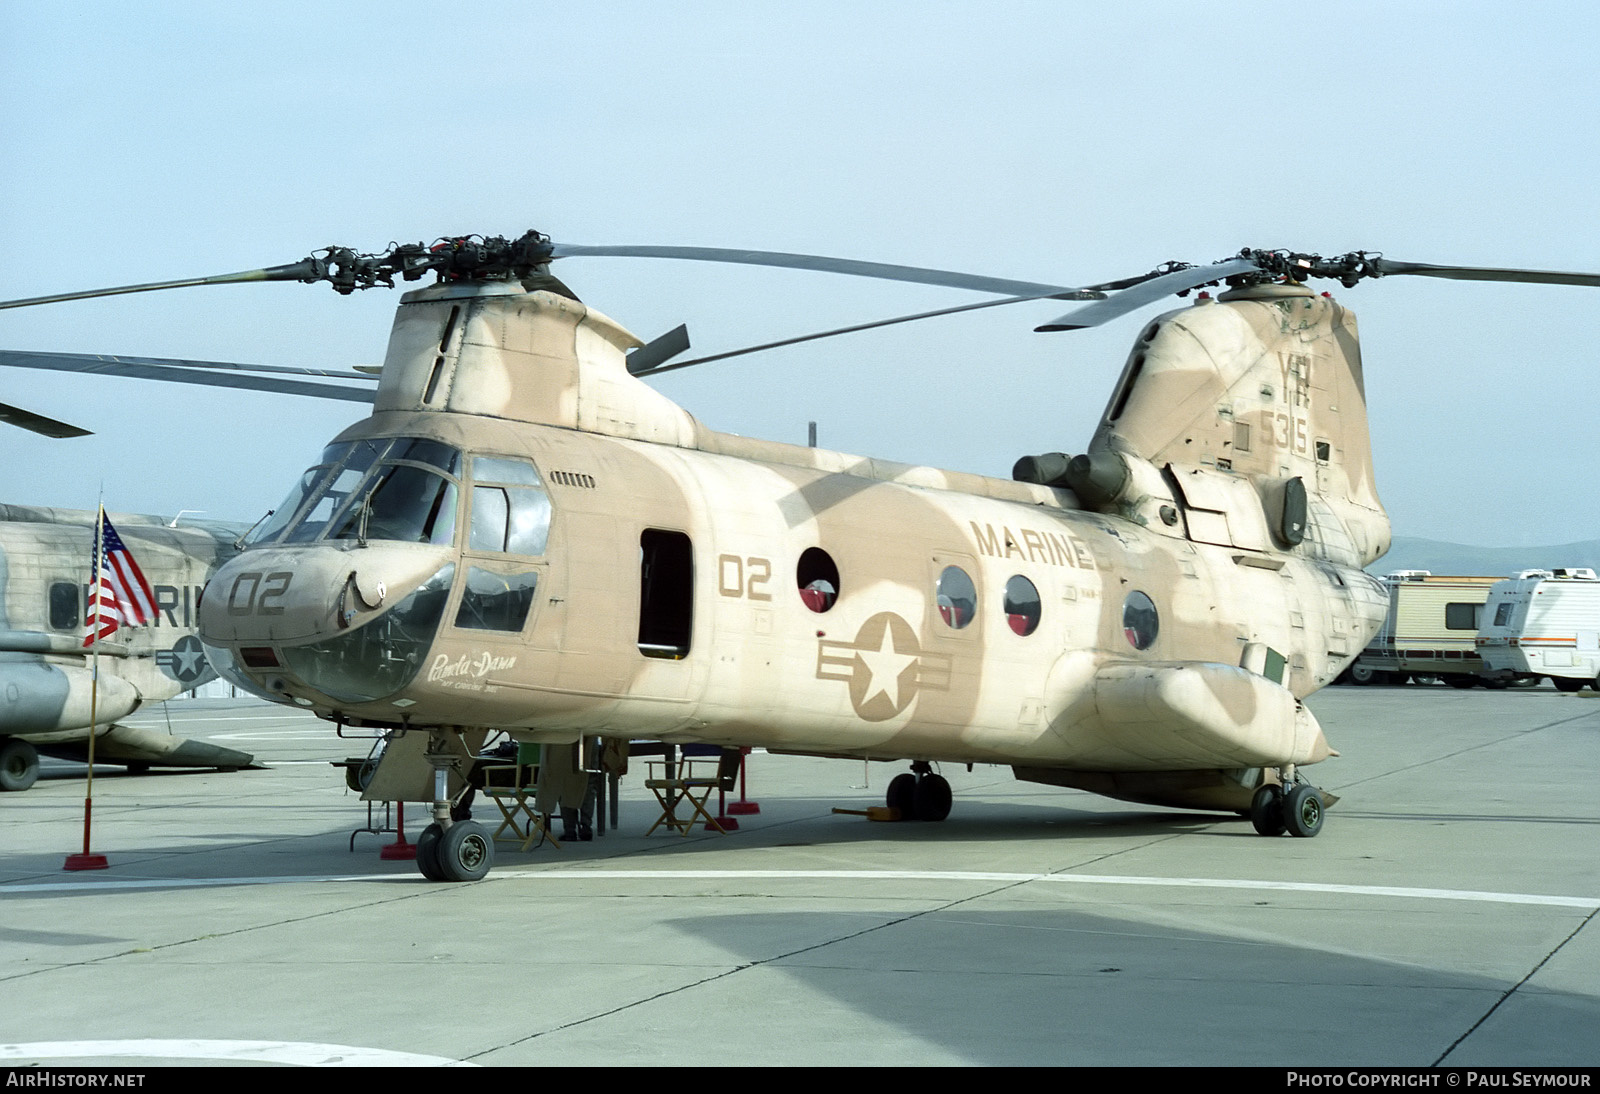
[
  {"x1": 633, "y1": 287, "x2": 1074, "y2": 378},
  {"x1": 0, "y1": 260, "x2": 324, "y2": 311},
  {"x1": 1369, "y1": 258, "x2": 1600, "y2": 288},
  {"x1": 550, "y1": 243, "x2": 1103, "y2": 300},
  {"x1": 1035, "y1": 257, "x2": 1263, "y2": 331},
  {"x1": 0, "y1": 400, "x2": 92, "y2": 438},
  {"x1": 0, "y1": 350, "x2": 376, "y2": 402}
]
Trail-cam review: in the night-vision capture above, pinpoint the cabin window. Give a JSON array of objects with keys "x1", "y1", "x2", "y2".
[
  {"x1": 1123, "y1": 590, "x2": 1159, "y2": 650},
  {"x1": 454, "y1": 568, "x2": 539, "y2": 632},
  {"x1": 1445, "y1": 603, "x2": 1481, "y2": 631},
  {"x1": 1493, "y1": 602, "x2": 1514, "y2": 627},
  {"x1": 49, "y1": 582, "x2": 79, "y2": 630},
  {"x1": 638, "y1": 529, "x2": 693, "y2": 659},
  {"x1": 1003, "y1": 575, "x2": 1041, "y2": 636},
  {"x1": 797, "y1": 547, "x2": 840, "y2": 613},
  {"x1": 936, "y1": 566, "x2": 977, "y2": 629}
]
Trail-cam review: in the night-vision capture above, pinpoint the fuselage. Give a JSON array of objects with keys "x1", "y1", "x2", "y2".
[{"x1": 199, "y1": 410, "x2": 1386, "y2": 771}]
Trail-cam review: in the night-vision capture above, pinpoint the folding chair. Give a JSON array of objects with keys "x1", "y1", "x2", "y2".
[
  {"x1": 479, "y1": 742, "x2": 561, "y2": 850},
  {"x1": 644, "y1": 746, "x2": 741, "y2": 836}
]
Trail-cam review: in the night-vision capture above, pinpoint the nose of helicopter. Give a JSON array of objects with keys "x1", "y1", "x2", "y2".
[{"x1": 200, "y1": 543, "x2": 456, "y2": 707}]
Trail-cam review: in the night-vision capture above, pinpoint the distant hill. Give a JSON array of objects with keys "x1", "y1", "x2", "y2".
[{"x1": 1373, "y1": 535, "x2": 1600, "y2": 577}]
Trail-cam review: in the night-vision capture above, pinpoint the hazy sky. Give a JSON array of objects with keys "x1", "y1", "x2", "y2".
[{"x1": 3, "y1": 2, "x2": 1597, "y2": 547}]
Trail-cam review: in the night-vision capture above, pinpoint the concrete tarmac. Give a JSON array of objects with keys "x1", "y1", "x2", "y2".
[{"x1": 2, "y1": 684, "x2": 1598, "y2": 1067}]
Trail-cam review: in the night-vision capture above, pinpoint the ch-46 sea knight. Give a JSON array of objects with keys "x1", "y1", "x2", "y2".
[{"x1": 6, "y1": 234, "x2": 1596, "y2": 876}]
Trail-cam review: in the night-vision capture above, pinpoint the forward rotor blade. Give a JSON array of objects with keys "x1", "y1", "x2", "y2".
[
  {"x1": 0, "y1": 400, "x2": 91, "y2": 438},
  {"x1": 632, "y1": 287, "x2": 1075, "y2": 378},
  {"x1": 1369, "y1": 258, "x2": 1600, "y2": 288},
  {"x1": 0, "y1": 350, "x2": 376, "y2": 402},
  {"x1": 1035, "y1": 257, "x2": 1263, "y2": 332},
  {"x1": 0, "y1": 260, "x2": 324, "y2": 311},
  {"x1": 550, "y1": 243, "x2": 1103, "y2": 300}
]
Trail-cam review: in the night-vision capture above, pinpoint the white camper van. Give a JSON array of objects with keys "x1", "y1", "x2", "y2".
[
  {"x1": 1344, "y1": 571, "x2": 1499, "y2": 686},
  {"x1": 1476, "y1": 568, "x2": 1600, "y2": 691}
]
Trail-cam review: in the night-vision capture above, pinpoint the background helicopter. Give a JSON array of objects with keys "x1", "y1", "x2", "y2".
[{"x1": 7, "y1": 231, "x2": 1599, "y2": 881}]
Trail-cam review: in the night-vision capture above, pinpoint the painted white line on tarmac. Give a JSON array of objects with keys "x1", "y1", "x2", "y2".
[
  {"x1": 4, "y1": 868, "x2": 1596, "y2": 909},
  {"x1": 0, "y1": 1038, "x2": 475, "y2": 1067}
]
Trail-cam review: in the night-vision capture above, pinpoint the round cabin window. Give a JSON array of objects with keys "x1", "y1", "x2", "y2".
[
  {"x1": 1123, "y1": 590, "x2": 1159, "y2": 650},
  {"x1": 1003, "y1": 575, "x2": 1041, "y2": 636},
  {"x1": 797, "y1": 546, "x2": 839, "y2": 613},
  {"x1": 937, "y1": 566, "x2": 977, "y2": 629}
]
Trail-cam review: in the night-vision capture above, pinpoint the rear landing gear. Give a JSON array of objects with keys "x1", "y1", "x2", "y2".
[
  {"x1": 1250, "y1": 772, "x2": 1325, "y2": 838},
  {"x1": 886, "y1": 762, "x2": 951, "y2": 821}
]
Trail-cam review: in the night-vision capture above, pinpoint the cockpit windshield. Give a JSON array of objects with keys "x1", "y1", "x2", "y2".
[{"x1": 246, "y1": 437, "x2": 465, "y2": 547}]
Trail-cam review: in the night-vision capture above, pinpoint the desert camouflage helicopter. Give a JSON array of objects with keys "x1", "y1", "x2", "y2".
[{"x1": 6, "y1": 233, "x2": 1596, "y2": 879}]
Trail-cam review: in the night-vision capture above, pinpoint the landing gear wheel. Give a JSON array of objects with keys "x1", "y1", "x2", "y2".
[
  {"x1": 886, "y1": 773, "x2": 917, "y2": 817},
  {"x1": 1284, "y1": 785, "x2": 1324, "y2": 838},
  {"x1": 912, "y1": 773, "x2": 952, "y2": 822},
  {"x1": 416, "y1": 823, "x2": 446, "y2": 882},
  {"x1": 1250, "y1": 785, "x2": 1286, "y2": 836},
  {"x1": 1554, "y1": 676, "x2": 1585, "y2": 693},
  {"x1": 437, "y1": 820, "x2": 493, "y2": 881},
  {"x1": 0, "y1": 738, "x2": 40, "y2": 792}
]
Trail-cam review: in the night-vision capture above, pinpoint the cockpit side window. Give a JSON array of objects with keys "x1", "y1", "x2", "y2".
[{"x1": 467, "y1": 456, "x2": 551, "y2": 557}]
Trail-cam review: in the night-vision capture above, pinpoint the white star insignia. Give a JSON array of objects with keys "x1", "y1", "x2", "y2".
[{"x1": 855, "y1": 627, "x2": 918, "y2": 710}]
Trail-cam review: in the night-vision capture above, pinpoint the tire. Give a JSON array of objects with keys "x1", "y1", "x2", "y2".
[
  {"x1": 416, "y1": 823, "x2": 447, "y2": 882},
  {"x1": 438, "y1": 820, "x2": 493, "y2": 881},
  {"x1": 1553, "y1": 676, "x2": 1585, "y2": 693},
  {"x1": 912, "y1": 774, "x2": 952, "y2": 822},
  {"x1": 1250, "y1": 784, "x2": 1286, "y2": 836},
  {"x1": 0, "y1": 738, "x2": 40, "y2": 792},
  {"x1": 1284, "y1": 785, "x2": 1324, "y2": 838},
  {"x1": 1411, "y1": 674, "x2": 1439, "y2": 687},
  {"x1": 886, "y1": 773, "x2": 917, "y2": 817},
  {"x1": 1349, "y1": 662, "x2": 1376, "y2": 686}
]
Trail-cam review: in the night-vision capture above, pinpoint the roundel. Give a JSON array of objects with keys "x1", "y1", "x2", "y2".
[{"x1": 160, "y1": 634, "x2": 211, "y2": 685}]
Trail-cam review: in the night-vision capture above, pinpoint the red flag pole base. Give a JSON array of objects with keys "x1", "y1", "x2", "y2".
[
  {"x1": 728, "y1": 750, "x2": 760, "y2": 814},
  {"x1": 379, "y1": 800, "x2": 417, "y2": 861},
  {"x1": 66, "y1": 796, "x2": 109, "y2": 869}
]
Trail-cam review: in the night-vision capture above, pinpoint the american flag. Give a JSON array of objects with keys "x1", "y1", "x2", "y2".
[{"x1": 83, "y1": 510, "x2": 157, "y2": 648}]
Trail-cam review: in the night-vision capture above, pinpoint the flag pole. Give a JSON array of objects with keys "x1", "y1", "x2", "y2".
[{"x1": 66, "y1": 502, "x2": 109, "y2": 871}]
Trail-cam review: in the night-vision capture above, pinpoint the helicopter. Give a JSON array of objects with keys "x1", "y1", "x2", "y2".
[
  {"x1": 6, "y1": 232, "x2": 1598, "y2": 880},
  {"x1": 0, "y1": 503, "x2": 256, "y2": 791}
]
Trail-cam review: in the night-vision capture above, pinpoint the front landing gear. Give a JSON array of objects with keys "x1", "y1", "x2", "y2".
[
  {"x1": 1250, "y1": 774, "x2": 1325, "y2": 838},
  {"x1": 886, "y1": 762, "x2": 952, "y2": 821},
  {"x1": 417, "y1": 732, "x2": 495, "y2": 881}
]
